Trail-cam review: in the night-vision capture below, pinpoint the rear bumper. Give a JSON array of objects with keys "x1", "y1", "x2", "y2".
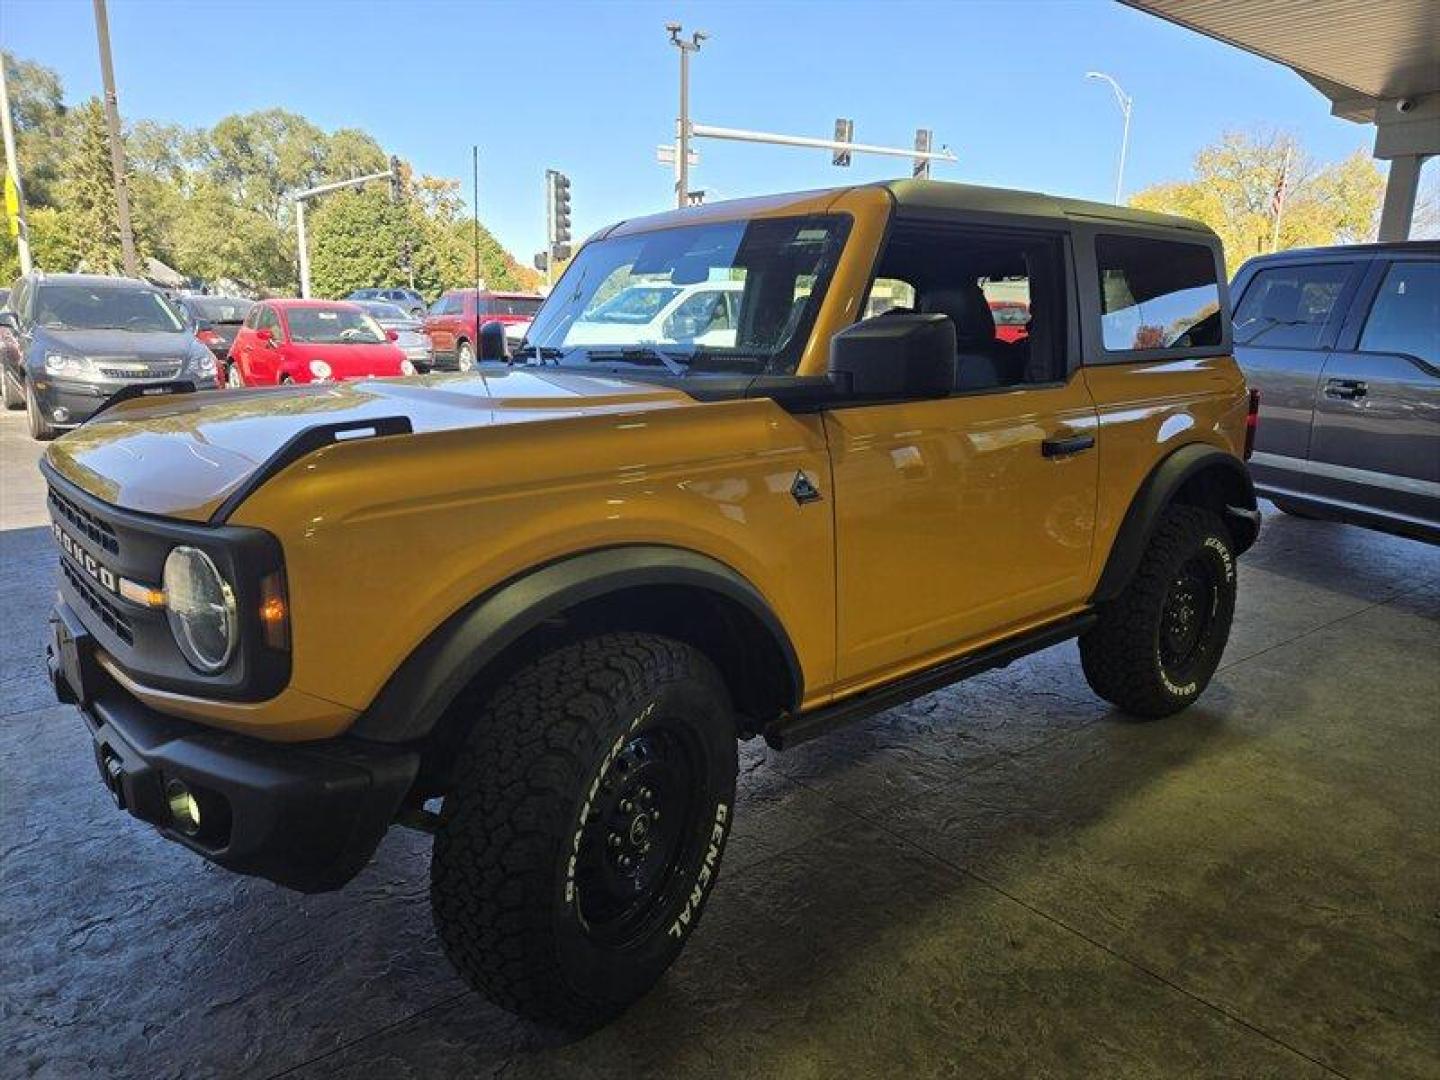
[{"x1": 47, "y1": 602, "x2": 419, "y2": 893}]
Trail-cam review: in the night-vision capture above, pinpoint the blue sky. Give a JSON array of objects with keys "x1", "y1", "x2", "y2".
[{"x1": 3, "y1": 0, "x2": 1383, "y2": 260}]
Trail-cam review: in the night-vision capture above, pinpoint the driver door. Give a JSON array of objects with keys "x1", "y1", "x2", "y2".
[{"x1": 824, "y1": 225, "x2": 1098, "y2": 692}]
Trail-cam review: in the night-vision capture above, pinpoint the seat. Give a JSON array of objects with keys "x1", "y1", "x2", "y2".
[{"x1": 919, "y1": 284, "x2": 1017, "y2": 390}]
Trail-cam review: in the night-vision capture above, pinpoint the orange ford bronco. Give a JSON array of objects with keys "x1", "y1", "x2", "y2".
[{"x1": 44, "y1": 180, "x2": 1259, "y2": 1029}]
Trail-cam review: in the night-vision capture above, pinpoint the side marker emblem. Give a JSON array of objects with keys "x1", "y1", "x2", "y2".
[{"x1": 790, "y1": 471, "x2": 822, "y2": 506}]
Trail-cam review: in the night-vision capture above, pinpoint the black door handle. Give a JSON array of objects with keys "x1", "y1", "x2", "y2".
[
  {"x1": 1325, "y1": 378, "x2": 1367, "y2": 400},
  {"x1": 1042, "y1": 433, "x2": 1096, "y2": 458}
]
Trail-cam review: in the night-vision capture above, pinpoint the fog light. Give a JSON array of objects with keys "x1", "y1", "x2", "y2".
[
  {"x1": 165, "y1": 779, "x2": 201, "y2": 835},
  {"x1": 51, "y1": 406, "x2": 70, "y2": 423}
]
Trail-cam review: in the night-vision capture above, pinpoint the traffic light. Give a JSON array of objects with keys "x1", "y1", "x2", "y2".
[
  {"x1": 912, "y1": 130, "x2": 932, "y2": 180},
  {"x1": 833, "y1": 118, "x2": 854, "y2": 167},
  {"x1": 546, "y1": 169, "x2": 572, "y2": 249}
]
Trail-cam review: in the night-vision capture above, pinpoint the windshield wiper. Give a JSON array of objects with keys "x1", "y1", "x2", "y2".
[{"x1": 582, "y1": 347, "x2": 690, "y2": 375}]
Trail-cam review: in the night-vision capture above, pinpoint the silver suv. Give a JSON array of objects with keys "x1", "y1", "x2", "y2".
[{"x1": 1233, "y1": 241, "x2": 1439, "y2": 543}]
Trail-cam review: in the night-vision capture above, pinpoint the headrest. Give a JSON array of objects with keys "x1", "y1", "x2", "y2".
[{"x1": 920, "y1": 282, "x2": 996, "y2": 346}]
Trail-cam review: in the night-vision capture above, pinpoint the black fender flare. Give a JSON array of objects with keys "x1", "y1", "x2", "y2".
[
  {"x1": 1092, "y1": 444, "x2": 1257, "y2": 604},
  {"x1": 351, "y1": 545, "x2": 803, "y2": 743}
]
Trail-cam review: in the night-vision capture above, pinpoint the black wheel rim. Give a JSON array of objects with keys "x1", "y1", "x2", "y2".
[
  {"x1": 1159, "y1": 554, "x2": 1217, "y2": 680},
  {"x1": 574, "y1": 725, "x2": 703, "y2": 946}
]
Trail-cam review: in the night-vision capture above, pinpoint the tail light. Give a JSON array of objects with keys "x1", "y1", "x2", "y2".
[
  {"x1": 1244, "y1": 388, "x2": 1260, "y2": 461},
  {"x1": 197, "y1": 328, "x2": 219, "y2": 346}
]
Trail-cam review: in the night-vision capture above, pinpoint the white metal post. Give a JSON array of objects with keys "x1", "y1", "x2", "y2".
[
  {"x1": 1086, "y1": 72, "x2": 1132, "y2": 205},
  {"x1": 290, "y1": 168, "x2": 395, "y2": 299},
  {"x1": 295, "y1": 200, "x2": 310, "y2": 298},
  {"x1": 0, "y1": 56, "x2": 32, "y2": 275},
  {"x1": 668, "y1": 24, "x2": 705, "y2": 209},
  {"x1": 690, "y1": 124, "x2": 958, "y2": 166}
]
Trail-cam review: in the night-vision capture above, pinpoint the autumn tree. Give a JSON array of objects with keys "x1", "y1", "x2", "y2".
[{"x1": 1130, "y1": 130, "x2": 1384, "y2": 267}]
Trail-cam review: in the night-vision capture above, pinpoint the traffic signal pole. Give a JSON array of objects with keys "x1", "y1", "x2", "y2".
[
  {"x1": 0, "y1": 56, "x2": 32, "y2": 274},
  {"x1": 290, "y1": 167, "x2": 396, "y2": 297}
]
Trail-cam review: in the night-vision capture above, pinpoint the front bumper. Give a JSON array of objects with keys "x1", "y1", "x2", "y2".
[
  {"x1": 47, "y1": 602, "x2": 419, "y2": 893},
  {"x1": 35, "y1": 372, "x2": 218, "y2": 425}
]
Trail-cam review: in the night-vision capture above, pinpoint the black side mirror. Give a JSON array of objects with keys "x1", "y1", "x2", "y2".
[
  {"x1": 0, "y1": 311, "x2": 18, "y2": 332},
  {"x1": 828, "y1": 312, "x2": 955, "y2": 399},
  {"x1": 478, "y1": 320, "x2": 508, "y2": 362}
]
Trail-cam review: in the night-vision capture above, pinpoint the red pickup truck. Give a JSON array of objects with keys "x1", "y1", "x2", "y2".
[{"x1": 422, "y1": 289, "x2": 543, "y2": 370}]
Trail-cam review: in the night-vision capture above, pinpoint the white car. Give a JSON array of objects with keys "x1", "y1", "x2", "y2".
[{"x1": 565, "y1": 281, "x2": 742, "y2": 348}]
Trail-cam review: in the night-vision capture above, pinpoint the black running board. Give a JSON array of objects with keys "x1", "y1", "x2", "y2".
[{"x1": 763, "y1": 611, "x2": 1096, "y2": 750}]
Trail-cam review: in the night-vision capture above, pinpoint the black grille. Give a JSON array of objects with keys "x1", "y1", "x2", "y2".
[
  {"x1": 60, "y1": 559, "x2": 133, "y2": 646},
  {"x1": 49, "y1": 486, "x2": 120, "y2": 555}
]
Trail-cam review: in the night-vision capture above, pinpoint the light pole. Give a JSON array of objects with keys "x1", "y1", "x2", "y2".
[
  {"x1": 1086, "y1": 71, "x2": 1132, "y2": 205},
  {"x1": 291, "y1": 169, "x2": 396, "y2": 297},
  {"x1": 667, "y1": 23, "x2": 707, "y2": 210},
  {"x1": 0, "y1": 55, "x2": 33, "y2": 274},
  {"x1": 93, "y1": 0, "x2": 138, "y2": 276}
]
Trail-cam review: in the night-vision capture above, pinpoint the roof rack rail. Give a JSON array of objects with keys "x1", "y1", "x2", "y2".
[{"x1": 208, "y1": 415, "x2": 414, "y2": 525}]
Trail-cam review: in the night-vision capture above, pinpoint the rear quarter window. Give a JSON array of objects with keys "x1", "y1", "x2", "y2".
[
  {"x1": 1096, "y1": 235, "x2": 1223, "y2": 354},
  {"x1": 1232, "y1": 262, "x2": 1354, "y2": 349}
]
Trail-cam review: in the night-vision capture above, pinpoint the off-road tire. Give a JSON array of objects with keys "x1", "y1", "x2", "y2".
[
  {"x1": 1081, "y1": 505, "x2": 1235, "y2": 718},
  {"x1": 456, "y1": 340, "x2": 474, "y2": 372},
  {"x1": 431, "y1": 632, "x2": 738, "y2": 1030},
  {"x1": 2, "y1": 369, "x2": 23, "y2": 410},
  {"x1": 25, "y1": 381, "x2": 56, "y2": 441}
]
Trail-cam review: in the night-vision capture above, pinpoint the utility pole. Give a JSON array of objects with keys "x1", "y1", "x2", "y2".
[
  {"x1": 1086, "y1": 71, "x2": 1133, "y2": 206},
  {"x1": 667, "y1": 23, "x2": 707, "y2": 210},
  {"x1": 472, "y1": 145, "x2": 482, "y2": 291},
  {"x1": 93, "y1": 0, "x2": 138, "y2": 277},
  {"x1": 0, "y1": 55, "x2": 33, "y2": 274}
]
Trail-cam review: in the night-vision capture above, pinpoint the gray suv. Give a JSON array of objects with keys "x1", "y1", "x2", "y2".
[
  {"x1": 0, "y1": 273, "x2": 219, "y2": 441},
  {"x1": 1233, "y1": 241, "x2": 1439, "y2": 543}
]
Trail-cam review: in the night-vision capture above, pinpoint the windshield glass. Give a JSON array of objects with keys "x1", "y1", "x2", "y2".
[
  {"x1": 286, "y1": 306, "x2": 387, "y2": 344},
  {"x1": 356, "y1": 301, "x2": 410, "y2": 322},
  {"x1": 525, "y1": 214, "x2": 850, "y2": 375},
  {"x1": 184, "y1": 297, "x2": 253, "y2": 324},
  {"x1": 35, "y1": 285, "x2": 185, "y2": 332}
]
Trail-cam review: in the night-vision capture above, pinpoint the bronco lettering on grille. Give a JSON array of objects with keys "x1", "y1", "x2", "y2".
[{"x1": 53, "y1": 522, "x2": 119, "y2": 595}]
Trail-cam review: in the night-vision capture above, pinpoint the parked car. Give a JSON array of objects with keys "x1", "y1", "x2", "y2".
[
  {"x1": 346, "y1": 287, "x2": 426, "y2": 318},
  {"x1": 0, "y1": 272, "x2": 219, "y2": 440},
  {"x1": 564, "y1": 280, "x2": 743, "y2": 347},
  {"x1": 178, "y1": 296, "x2": 254, "y2": 367},
  {"x1": 1233, "y1": 240, "x2": 1439, "y2": 543},
  {"x1": 353, "y1": 300, "x2": 435, "y2": 373},
  {"x1": 423, "y1": 289, "x2": 543, "y2": 370},
  {"x1": 224, "y1": 299, "x2": 414, "y2": 387},
  {"x1": 42, "y1": 179, "x2": 1259, "y2": 1031},
  {"x1": 988, "y1": 299, "x2": 1031, "y2": 343}
]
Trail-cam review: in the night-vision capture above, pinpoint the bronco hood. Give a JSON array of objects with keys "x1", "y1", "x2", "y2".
[{"x1": 43, "y1": 369, "x2": 694, "y2": 522}]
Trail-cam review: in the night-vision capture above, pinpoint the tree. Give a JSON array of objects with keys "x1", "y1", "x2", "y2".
[
  {"x1": 0, "y1": 51, "x2": 72, "y2": 208},
  {"x1": 1130, "y1": 130, "x2": 1384, "y2": 266},
  {"x1": 58, "y1": 99, "x2": 146, "y2": 273}
]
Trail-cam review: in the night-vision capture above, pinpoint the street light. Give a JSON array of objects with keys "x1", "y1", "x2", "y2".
[
  {"x1": 667, "y1": 23, "x2": 707, "y2": 210},
  {"x1": 1086, "y1": 71, "x2": 1133, "y2": 205}
]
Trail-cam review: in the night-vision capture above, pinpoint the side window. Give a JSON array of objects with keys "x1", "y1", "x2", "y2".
[
  {"x1": 1233, "y1": 263, "x2": 1352, "y2": 349},
  {"x1": 1358, "y1": 261, "x2": 1439, "y2": 365},
  {"x1": 1096, "y1": 235, "x2": 1221, "y2": 352},
  {"x1": 260, "y1": 307, "x2": 283, "y2": 337},
  {"x1": 866, "y1": 278, "x2": 917, "y2": 318},
  {"x1": 431, "y1": 295, "x2": 453, "y2": 316},
  {"x1": 869, "y1": 224, "x2": 1067, "y2": 390}
]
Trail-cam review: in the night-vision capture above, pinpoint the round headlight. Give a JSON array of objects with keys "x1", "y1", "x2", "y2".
[
  {"x1": 308, "y1": 359, "x2": 333, "y2": 380},
  {"x1": 163, "y1": 546, "x2": 237, "y2": 673},
  {"x1": 400, "y1": 358, "x2": 416, "y2": 376}
]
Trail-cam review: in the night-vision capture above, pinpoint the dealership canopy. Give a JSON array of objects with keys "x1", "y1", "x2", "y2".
[{"x1": 1124, "y1": 0, "x2": 1439, "y2": 240}]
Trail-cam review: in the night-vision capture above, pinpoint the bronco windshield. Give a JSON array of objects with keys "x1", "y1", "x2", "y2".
[{"x1": 524, "y1": 214, "x2": 850, "y2": 375}]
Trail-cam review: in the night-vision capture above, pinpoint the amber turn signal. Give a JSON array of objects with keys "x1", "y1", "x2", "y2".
[{"x1": 258, "y1": 571, "x2": 290, "y2": 651}]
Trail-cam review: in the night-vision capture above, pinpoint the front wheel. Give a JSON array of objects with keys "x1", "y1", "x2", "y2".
[
  {"x1": 1081, "y1": 505, "x2": 1236, "y2": 718},
  {"x1": 25, "y1": 381, "x2": 57, "y2": 441},
  {"x1": 1, "y1": 369, "x2": 23, "y2": 410},
  {"x1": 455, "y1": 340, "x2": 474, "y2": 372},
  {"x1": 431, "y1": 632, "x2": 738, "y2": 1030}
]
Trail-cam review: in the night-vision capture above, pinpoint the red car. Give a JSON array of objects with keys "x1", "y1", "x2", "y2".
[
  {"x1": 423, "y1": 289, "x2": 543, "y2": 371},
  {"x1": 225, "y1": 300, "x2": 414, "y2": 387},
  {"x1": 988, "y1": 300, "x2": 1031, "y2": 344}
]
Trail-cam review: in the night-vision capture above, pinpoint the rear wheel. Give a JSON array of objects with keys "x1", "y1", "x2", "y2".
[
  {"x1": 1081, "y1": 505, "x2": 1236, "y2": 718},
  {"x1": 456, "y1": 340, "x2": 474, "y2": 372},
  {"x1": 1, "y1": 368, "x2": 23, "y2": 410},
  {"x1": 430, "y1": 632, "x2": 738, "y2": 1030},
  {"x1": 25, "y1": 380, "x2": 57, "y2": 441}
]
